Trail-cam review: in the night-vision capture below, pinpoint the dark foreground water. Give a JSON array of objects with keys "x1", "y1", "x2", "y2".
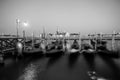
[{"x1": 0, "y1": 53, "x2": 120, "y2": 80}]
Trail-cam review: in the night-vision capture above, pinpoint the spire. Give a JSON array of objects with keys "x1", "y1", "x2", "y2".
[
  {"x1": 42, "y1": 26, "x2": 45, "y2": 39},
  {"x1": 56, "y1": 26, "x2": 59, "y2": 34}
]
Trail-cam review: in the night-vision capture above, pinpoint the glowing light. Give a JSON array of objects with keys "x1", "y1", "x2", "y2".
[
  {"x1": 59, "y1": 35, "x2": 63, "y2": 37},
  {"x1": 17, "y1": 42, "x2": 23, "y2": 49},
  {"x1": 23, "y1": 21, "x2": 29, "y2": 27},
  {"x1": 18, "y1": 64, "x2": 37, "y2": 80},
  {"x1": 39, "y1": 34, "x2": 42, "y2": 38},
  {"x1": 16, "y1": 19, "x2": 20, "y2": 23}
]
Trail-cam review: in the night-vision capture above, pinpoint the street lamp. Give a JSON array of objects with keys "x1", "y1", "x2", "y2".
[
  {"x1": 22, "y1": 21, "x2": 29, "y2": 50},
  {"x1": 16, "y1": 19, "x2": 29, "y2": 37},
  {"x1": 23, "y1": 21, "x2": 29, "y2": 27},
  {"x1": 22, "y1": 21, "x2": 29, "y2": 38},
  {"x1": 16, "y1": 19, "x2": 29, "y2": 51}
]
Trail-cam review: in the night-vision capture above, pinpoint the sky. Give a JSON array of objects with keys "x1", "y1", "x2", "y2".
[{"x1": 0, "y1": 0, "x2": 120, "y2": 36}]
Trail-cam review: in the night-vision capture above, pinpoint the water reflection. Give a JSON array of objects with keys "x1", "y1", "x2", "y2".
[
  {"x1": 95, "y1": 55, "x2": 120, "y2": 80},
  {"x1": 68, "y1": 53, "x2": 80, "y2": 68},
  {"x1": 18, "y1": 63, "x2": 38, "y2": 80},
  {"x1": 47, "y1": 55, "x2": 62, "y2": 69},
  {"x1": 83, "y1": 54, "x2": 95, "y2": 71},
  {"x1": 1, "y1": 52, "x2": 120, "y2": 80}
]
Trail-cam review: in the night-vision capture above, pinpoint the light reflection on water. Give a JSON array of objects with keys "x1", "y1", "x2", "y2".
[
  {"x1": 18, "y1": 63, "x2": 38, "y2": 80},
  {"x1": 94, "y1": 55, "x2": 120, "y2": 80},
  {"x1": 14, "y1": 53, "x2": 120, "y2": 80}
]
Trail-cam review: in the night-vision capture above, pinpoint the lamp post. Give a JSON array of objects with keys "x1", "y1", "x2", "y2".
[
  {"x1": 22, "y1": 21, "x2": 29, "y2": 38},
  {"x1": 79, "y1": 32, "x2": 81, "y2": 50},
  {"x1": 32, "y1": 32, "x2": 34, "y2": 50},
  {"x1": 16, "y1": 19, "x2": 20, "y2": 39},
  {"x1": 16, "y1": 19, "x2": 29, "y2": 38},
  {"x1": 112, "y1": 31, "x2": 116, "y2": 51},
  {"x1": 22, "y1": 21, "x2": 29, "y2": 50},
  {"x1": 15, "y1": 19, "x2": 29, "y2": 56},
  {"x1": 16, "y1": 19, "x2": 29, "y2": 50}
]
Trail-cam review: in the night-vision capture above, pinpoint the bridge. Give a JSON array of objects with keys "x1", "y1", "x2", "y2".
[{"x1": 0, "y1": 33, "x2": 120, "y2": 54}]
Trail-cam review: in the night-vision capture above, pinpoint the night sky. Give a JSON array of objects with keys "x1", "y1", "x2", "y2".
[{"x1": 0, "y1": 0, "x2": 120, "y2": 36}]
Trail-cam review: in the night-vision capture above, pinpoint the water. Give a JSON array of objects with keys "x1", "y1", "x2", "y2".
[{"x1": 0, "y1": 53, "x2": 120, "y2": 80}]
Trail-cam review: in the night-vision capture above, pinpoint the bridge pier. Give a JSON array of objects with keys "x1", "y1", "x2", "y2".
[{"x1": 0, "y1": 52, "x2": 4, "y2": 65}]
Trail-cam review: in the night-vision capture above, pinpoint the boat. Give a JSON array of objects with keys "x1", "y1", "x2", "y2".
[
  {"x1": 67, "y1": 40, "x2": 80, "y2": 54},
  {"x1": 95, "y1": 40, "x2": 119, "y2": 58},
  {"x1": 45, "y1": 49, "x2": 64, "y2": 57},
  {"x1": 80, "y1": 41, "x2": 96, "y2": 55},
  {"x1": 81, "y1": 49, "x2": 96, "y2": 55},
  {"x1": 45, "y1": 40, "x2": 64, "y2": 57},
  {"x1": 97, "y1": 50, "x2": 119, "y2": 58},
  {"x1": 23, "y1": 48, "x2": 43, "y2": 56},
  {"x1": 69, "y1": 49, "x2": 80, "y2": 53}
]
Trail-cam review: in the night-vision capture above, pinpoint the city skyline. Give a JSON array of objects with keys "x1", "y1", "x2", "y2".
[{"x1": 0, "y1": 0, "x2": 120, "y2": 36}]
